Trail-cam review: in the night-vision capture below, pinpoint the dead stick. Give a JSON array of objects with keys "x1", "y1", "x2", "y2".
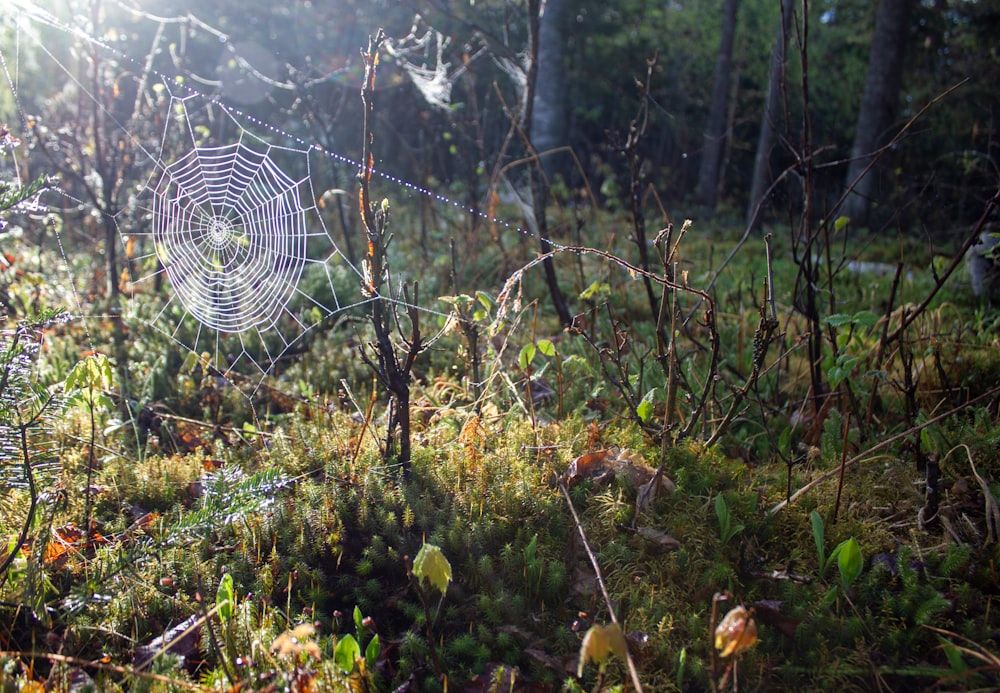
[{"x1": 559, "y1": 481, "x2": 644, "y2": 692}]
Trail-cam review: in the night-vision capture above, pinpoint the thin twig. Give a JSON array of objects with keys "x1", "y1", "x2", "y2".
[
  {"x1": 0, "y1": 651, "x2": 207, "y2": 690},
  {"x1": 559, "y1": 481, "x2": 644, "y2": 693},
  {"x1": 883, "y1": 186, "x2": 1000, "y2": 344},
  {"x1": 770, "y1": 384, "x2": 1000, "y2": 514}
]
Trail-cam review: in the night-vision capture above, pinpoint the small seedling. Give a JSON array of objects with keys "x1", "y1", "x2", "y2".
[
  {"x1": 333, "y1": 606, "x2": 380, "y2": 678},
  {"x1": 811, "y1": 510, "x2": 864, "y2": 589},
  {"x1": 715, "y1": 494, "x2": 745, "y2": 546},
  {"x1": 409, "y1": 543, "x2": 453, "y2": 677}
]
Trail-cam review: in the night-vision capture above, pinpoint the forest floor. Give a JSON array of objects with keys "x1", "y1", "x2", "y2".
[{"x1": 1, "y1": 210, "x2": 1000, "y2": 692}]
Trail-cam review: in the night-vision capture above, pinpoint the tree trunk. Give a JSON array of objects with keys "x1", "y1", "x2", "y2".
[
  {"x1": 696, "y1": 0, "x2": 740, "y2": 210},
  {"x1": 843, "y1": 0, "x2": 913, "y2": 227},
  {"x1": 746, "y1": 0, "x2": 795, "y2": 229},
  {"x1": 525, "y1": 0, "x2": 572, "y2": 327},
  {"x1": 531, "y1": 0, "x2": 571, "y2": 182}
]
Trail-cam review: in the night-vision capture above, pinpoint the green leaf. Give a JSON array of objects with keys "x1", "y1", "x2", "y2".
[
  {"x1": 476, "y1": 291, "x2": 494, "y2": 310},
  {"x1": 676, "y1": 647, "x2": 687, "y2": 689},
  {"x1": 579, "y1": 281, "x2": 611, "y2": 301},
  {"x1": 412, "y1": 543, "x2": 452, "y2": 595},
  {"x1": 851, "y1": 310, "x2": 879, "y2": 328},
  {"x1": 216, "y1": 573, "x2": 234, "y2": 622},
  {"x1": 833, "y1": 215, "x2": 851, "y2": 232},
  {"x1": 334, "y1": 634, "x2": 361, "y2": 674},
  {"x1": 826, "y1": 313, "x2": 853, "y2": 328},
  {"x1": 518, "y1": 343, "x2": 536, "y2": 371},
  {"x1": 778, "y1": 426, "x2": 792, "y2": 458},
  {"x1": 636, "y1": 388, "x2": 657, "y2": 423},
  {"x1": 828, "y1": 366, "x2": 844, "y2": 388},
  {"x1": 936, "y1": 635, "x2": 969, "y2": 674},
  {"x1": 536, "y1": 339, "x2": 556, "y2": 357},
  {"x1": 810, "y1": 511, "x2": 826, "y2": 574},
  {"x1": 836, "y1": 537, "x2": 863, "y2": 587},
  {"x1": 65, "y1": 354, "x2": 114, "y2": 395},
  {"x1": 365, "y1": 634, "x2": 380, "y2": 670},
  {"x1": 714, "y1": 494, "x2": 731, "y2": 533},
  {"x1": 353, "y1": 605, "x2": 363, "y2": 634}
]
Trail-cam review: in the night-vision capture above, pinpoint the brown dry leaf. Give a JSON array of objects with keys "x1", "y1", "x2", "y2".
[
  {"x1": 636, "y1": 471, "x2": 676, "y2": 514},
  {"x1": 271, "y1": 623, "x2": 321, "y2": 659},
  {"x1": 750, "y1": 599, "x2": 800, "y2": 640},
  {"x1": 459, "y1": 415, "x2": 488, "y2": 450},
  {"x1": 43, "y1": 523, "x2": 109, "y2": 569},
  {"x1": 133, "y1": 614, "x2": 201, "y2": 669},
  {"x1": 714, "y1": 605, "x2": 758, "y2": 657},
  {"x1": 524, "y1": 647, "x2": 573, "y2": 675},
  {"x1": 633, "y1": 525, "x2": 680, "y2": 552},
  {"x1": 561, "y1": 449, "x2": 618, "y2": 485},
  {"x1": 561, "y1": 448, "x2": 675, "y2": 499},
  {"x1": 570, "y1": 562, "x2": 598, "y2": 599}
]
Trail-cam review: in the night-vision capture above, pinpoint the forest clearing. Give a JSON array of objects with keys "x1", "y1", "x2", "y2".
[{"x1": 1, "y1": 1, "x2": 999, "y2": 690}]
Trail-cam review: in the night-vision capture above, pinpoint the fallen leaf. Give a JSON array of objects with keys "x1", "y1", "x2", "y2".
[
  {"x1": 750, "y1": 599, "x2": 801, "y2": 640},
  {"x1": 271, "y1": 623, "x2": 322, "y2": 659},
  {"x1": 578, "y1": 623, "x2": 627, "y2": 677},
  {"x1": 133, "y1": 614, "x2": 201, "y2": 669},
  {"x1": 633, "y1": 525, "x2": 680, "y2": 552},
  {"x1": 714, "y1": 605, "x2": 758, "y2": 658},
  {"x1": 561, "y1": 448, "x2": 674, "y2": 497}
]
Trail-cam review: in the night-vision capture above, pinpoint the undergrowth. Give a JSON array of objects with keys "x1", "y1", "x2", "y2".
[{"x1": 1, "y1": 39, "x2": 1000, "y2": 693}]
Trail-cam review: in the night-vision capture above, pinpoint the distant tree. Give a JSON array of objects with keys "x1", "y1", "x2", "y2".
[
  {"x1": 696, "y1": 0, "x2": 741, "y2": 210},
  {"x1": 842, "y1": 0, "x2": 915, "y2": 227},
  {"x1": 531, "y1": 0, "x2": 571, "y2": 182},
  {"x1": 746, "y1": 0, "x2": 795, "y2": 229},
  {"x1": 525, "y1": 0, "x2": 572, "y2": 326}
]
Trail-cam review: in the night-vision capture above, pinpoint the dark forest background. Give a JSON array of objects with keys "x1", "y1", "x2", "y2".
[{"x1": 4, "y1": 0, "x2": 999, "y2": 241}]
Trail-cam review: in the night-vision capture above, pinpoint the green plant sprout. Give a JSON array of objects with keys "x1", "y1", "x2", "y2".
[
  {"x1": 811, "y1": 510, "x2": 864, "y2": 589},
  {"x1": 63, "y1": 353, "x2": 115, "y2": 539},
  {"x1": 334, "y1": 605, "x2": 381, "y2": 681},
  {"x1": 825, "y1": 310, "x2": 880, "y2": 389},
  {"x1": 409, "y1": 542, "x2": 453, "y2": 678},
  {"x1": 715, "y1": 494, "x2": 745, "y2": 546}
]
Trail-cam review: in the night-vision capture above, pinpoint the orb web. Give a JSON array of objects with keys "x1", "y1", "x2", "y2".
[
  {"x1": 151, "y1": 141, "x2": 308, "y2": 334},
  {"x1": 124, "y1": 84, "x2": 364, "y2": 379}
]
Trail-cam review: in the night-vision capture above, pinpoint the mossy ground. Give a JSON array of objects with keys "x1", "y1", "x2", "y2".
[{"x1": 1, "y1": 211, "x2": 999, "y2": 692}]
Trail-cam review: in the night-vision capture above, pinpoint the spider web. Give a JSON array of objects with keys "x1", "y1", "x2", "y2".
[
  {"x1": 3, "y1": 1, "x2": 532, "y2": 393},
  {"x1": 125, "y1": 84, "x2": 364, "y2": 376}
]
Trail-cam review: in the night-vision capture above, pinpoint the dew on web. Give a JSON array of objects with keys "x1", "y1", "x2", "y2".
[
  {"x1": 120, "y1": 85, "x2": 367, "y2": 378},
  {"x1": 2, "y1": 2, "x2": 543, "y2": 393}
]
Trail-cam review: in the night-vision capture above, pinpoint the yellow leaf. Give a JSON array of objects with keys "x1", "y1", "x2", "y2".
[
  {"x1": 577, "y1": 623, "x2": 627, "y2": 676},
  {"x1": 412, "y1": 543, "x2": 452, "y2": 595},
  {"x1": 714, "y1": 605, "x2": 758, "y2": 657}
]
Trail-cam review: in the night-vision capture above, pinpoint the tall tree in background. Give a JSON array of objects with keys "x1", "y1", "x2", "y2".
[
  {"x1": 532, "y1": 0, "x2": 571, "y2": 182},
  {"x1": 526, "y1": 0, "x2": 572, "y2": 326},
  {"x1": 746, "y1": 0, "x2": 795, "y2": 228},
  {"x1": 696, "y1": 0, "x2": 740, "y2": 210},
  {"x1": 842, "y1": 0, "x2": 914, "y2": 226}
]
